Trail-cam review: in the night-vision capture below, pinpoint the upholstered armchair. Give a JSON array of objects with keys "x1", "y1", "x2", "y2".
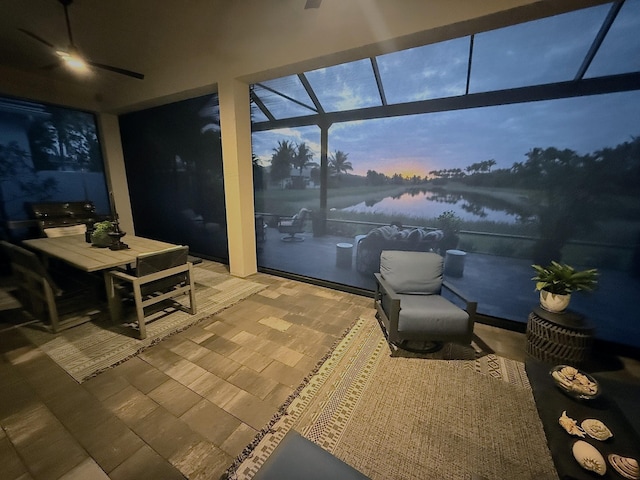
[
  {"x1": 277, "y1": 208, "x2": 311, "y2": 242},
  {"x1": 374, "y1": 250, "x2": 477, "y2": 352}
]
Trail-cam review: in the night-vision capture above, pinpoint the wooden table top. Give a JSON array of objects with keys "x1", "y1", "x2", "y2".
[{"x1": 23, "y1": 234, "x2": 178, "y2": 272}]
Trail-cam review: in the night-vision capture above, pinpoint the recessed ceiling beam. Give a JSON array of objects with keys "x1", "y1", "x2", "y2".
[
  {"x1": 254, "y1": 82, "x2": 317, "y2": 113},
  {"x1": 370, "y1": 57, "x2": 387, "y2": 106},
  {"x1": 298, "y1": 73, "x2": 325, "y2": 114},
  {"x1": 250, "y1": 89, "x2": 275, "y2": 122},
  {"x1": 574, "y1": 0, "x2": 624, "y2": 81},
  {"x1": 252, "y1": 71, "x2": 640, "y2": 132}
]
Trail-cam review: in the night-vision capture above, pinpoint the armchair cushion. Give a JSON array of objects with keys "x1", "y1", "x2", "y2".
[
  {"x1": 380, "y1": 250, "x2": 443, "y2": 294},
  {"x1": 396, "y1": 294, "x2": 470, "y2": 336}
]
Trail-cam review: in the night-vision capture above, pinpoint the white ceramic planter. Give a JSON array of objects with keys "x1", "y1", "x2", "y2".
[{"x1": 540, "y1": 290, "x2": 571, "y2": 313}]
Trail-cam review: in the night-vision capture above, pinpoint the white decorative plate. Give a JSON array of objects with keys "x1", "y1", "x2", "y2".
[
  {"x1": 581, "y1": 419, "x2": 612, "y2": 441},
  {"x1": 572, "y1": 440, "x2": 606, "y2": 476},
  {"x1": 550, "y1": 365, "x2": 599, "y2": 400}
]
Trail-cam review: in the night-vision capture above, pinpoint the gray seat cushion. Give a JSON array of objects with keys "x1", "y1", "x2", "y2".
[{"x1": 396, "y1": 293, "x2": 469, "y2": 336}]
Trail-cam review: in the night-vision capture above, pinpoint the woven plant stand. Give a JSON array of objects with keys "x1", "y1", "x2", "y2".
[{"x1": 526, "y1": 306, "x2": 595, "y2": 367}]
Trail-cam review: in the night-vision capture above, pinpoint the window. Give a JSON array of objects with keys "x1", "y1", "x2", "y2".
[{"x1": 251, "y1": 1, "x2": 640, "y2": 349}]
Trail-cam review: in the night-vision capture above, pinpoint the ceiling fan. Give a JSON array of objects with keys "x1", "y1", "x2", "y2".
[
  {"x1": 19, "y1": 0, "x2": 144, "y2": 80},
  {"x1": 305, "y1": 0, "x2": 322, "y2": 9}
]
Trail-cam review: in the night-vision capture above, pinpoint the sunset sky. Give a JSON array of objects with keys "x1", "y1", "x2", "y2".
[
  {"x1": 251, "y1": 90, "x2": 640, "y2": 178},
  {"x1": 250, "y1": 1, "x2": 639, "y2": 178}
]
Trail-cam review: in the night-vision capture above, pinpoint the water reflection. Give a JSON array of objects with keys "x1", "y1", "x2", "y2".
[{"x1": 343, "y1": 188, "x2": 532, "y2": 223}]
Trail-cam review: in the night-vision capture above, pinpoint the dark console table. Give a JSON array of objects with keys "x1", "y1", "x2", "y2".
[
  {"x1": 526, "y1": 306, "x2": 595, "y2": 367},
  {"x1": 526, "y1": 359, "x2": 640, "y2": 480}
]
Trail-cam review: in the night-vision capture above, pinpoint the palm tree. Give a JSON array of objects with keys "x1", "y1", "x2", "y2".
[
  {"x1": 290, "y1": 142, "x2": 318, "y2": 189},
  {"x1": 292, "y1": 142, "x2": 317, "y2": 175},
  {"x1": 328, "y1": 150, "x2": 353, "y2": 177},
  {"x1": 270, "y1": 139, "x2": 296, "y2": 184}
]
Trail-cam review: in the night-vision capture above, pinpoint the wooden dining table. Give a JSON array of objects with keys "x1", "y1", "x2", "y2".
[
  {"x1": 23, "y1": 233, "x2": 181, "y2": 324},
  {"x1": 23, "y1": 234, "x2": 178, "y2": 273}
]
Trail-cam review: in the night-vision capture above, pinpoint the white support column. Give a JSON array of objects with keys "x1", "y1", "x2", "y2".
[
  {"x1": 97, "y1": 113, "x2": 135, "y2": 235},
  {"x1": 218, "y1": 77, "x2": 257, "y2": 277}
]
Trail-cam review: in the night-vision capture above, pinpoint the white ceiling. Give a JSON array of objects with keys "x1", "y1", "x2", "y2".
[{"x1": 0, "y1": 0, "x2": 610, "y2": 113}]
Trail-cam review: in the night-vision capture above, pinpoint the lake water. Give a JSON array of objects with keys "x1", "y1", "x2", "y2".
[{"x1": 341, "y1": 189, "x2": 519, "y2": 223}]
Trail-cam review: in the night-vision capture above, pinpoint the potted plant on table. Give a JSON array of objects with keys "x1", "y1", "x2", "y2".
[
  {"x1": 90, "y1": 220, "x2": 114, "y2": 247},
  {"x1": 531, "y1": 261, "x2": 599, "y2": 313}
]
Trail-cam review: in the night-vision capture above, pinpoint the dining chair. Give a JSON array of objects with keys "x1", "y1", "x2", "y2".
[
  {"x1": 106, "y1": 245, "x2": 196, "y2": 339},
  {"x1": 43, "y1": 224, "x2": 87, "y2": 237},
  {"x1": 0, "y1": 240, "x2": 100, "y2": 332}
]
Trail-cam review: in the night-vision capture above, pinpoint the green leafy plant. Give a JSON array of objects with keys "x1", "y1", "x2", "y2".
[
  {"x1": 531, "y1": 261, "x2": 598, "y2": 295},
  {"x1": 90, "y1": 220, "x2": 114, "y2": 246},
  {"x1": 436, "y1": 210, "x2": 462, "y2": 235},
  {"x1": 92, "y1": 220, "x2": 113, "y2": 233}
]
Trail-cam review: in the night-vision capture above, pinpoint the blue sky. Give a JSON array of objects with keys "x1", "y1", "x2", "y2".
[{"x1": 251, "y1": 1, "x2": 640, "y2": 177}]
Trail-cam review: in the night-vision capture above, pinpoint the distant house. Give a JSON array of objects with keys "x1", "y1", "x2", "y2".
[{"x1": 288, "y1": 166, "x2": 317, "y2": 189}]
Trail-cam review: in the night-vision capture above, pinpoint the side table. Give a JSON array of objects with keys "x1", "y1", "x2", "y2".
[
  {"x1": 526, "y1": 306, "x2": 595, "y2": 367},
  {"x1": 336, "y1": 242, "x2": 353, "y2": 269}
]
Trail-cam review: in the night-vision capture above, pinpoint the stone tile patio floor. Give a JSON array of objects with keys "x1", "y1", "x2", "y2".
[{"x1": 1, "y1": 260, "x2": 638, "y2": 480}]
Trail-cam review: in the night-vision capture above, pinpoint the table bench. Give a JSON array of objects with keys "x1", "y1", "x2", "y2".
[{"x1": 526, "y1": 359, "x2": 640, "y2": 479}]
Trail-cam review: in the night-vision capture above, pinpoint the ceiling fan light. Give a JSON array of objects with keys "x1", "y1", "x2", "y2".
[
  {"x1": 57, "y1": 50, "x2": 88, "y2": 71},
  {"x1": 66, "y1": 56, "x2": 87, "y2": 70}
]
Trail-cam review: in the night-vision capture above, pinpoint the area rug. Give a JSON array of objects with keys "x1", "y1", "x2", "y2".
[
  {"x1": 226, "y1": 312, "x2": 557, "y2": 480},
  {"x1": 19, "y1": 266, "x2": 266, "y2": 383}
]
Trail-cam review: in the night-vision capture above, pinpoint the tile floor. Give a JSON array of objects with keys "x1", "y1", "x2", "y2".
[{"x1": 0, "y1": 260, "x2": 638, "y2": 480}]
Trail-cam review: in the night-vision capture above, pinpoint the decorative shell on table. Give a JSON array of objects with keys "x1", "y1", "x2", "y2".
[
  {"x1": 572, "y1": 440, "x2": 606, "y2": 476},
  {"x1": 581, "y1": 419, "x2": 613, "y2": 441},
  {"x1": 608, "y1": 454, "x2": 640, "y2": 480},
  {"x1": 551, "y1": 365, "x2": 599, "y2": 398},
  {"x1": 559, "y1": 411, "x2": 585, "y2": 437}
]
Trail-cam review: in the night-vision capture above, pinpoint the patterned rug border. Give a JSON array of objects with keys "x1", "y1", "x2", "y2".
[
  {"x1": 79, "y1": 302, "x2": 232, "y2": 382},
  {"x1": 222, "y1": 315, "x2": 529, "y2": 480},
  {"x1": 20, "y1": 268, "x2": 267, "y2": 383}
]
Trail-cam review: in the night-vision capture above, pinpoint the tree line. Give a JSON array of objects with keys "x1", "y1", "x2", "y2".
[{"x1": 257, "y1": 140, "x2": 354, "y2": 189}]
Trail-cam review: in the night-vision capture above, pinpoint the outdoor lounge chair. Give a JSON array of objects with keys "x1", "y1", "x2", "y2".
[
  {"x1": 277, "y1": 208, "x2": 311, "y2": 242},
  {"x1": 106, "y1": 245, "x2": 196, "y2": 339},
  {"x1": 374, "y1": 250, "x2": 477, "y2": 352}
]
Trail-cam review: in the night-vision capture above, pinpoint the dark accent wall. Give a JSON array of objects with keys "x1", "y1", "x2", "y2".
[{"x1": 119, "y1": 94, "x2": 228, "y2": 261}]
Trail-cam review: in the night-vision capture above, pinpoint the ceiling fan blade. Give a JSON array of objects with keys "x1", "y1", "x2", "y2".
[
  {"x1": 87, "y1": 61, "x2": 145, "y2": 80},
  {"x1": 41, "y1": 60, "x2": 63, "y2": 71},
  {"x1": 305, "y1": 0, "x2": 322, "y2": 8},
  {"x1": 18, "y1": 28, "x2": 55, "y2": 49}
]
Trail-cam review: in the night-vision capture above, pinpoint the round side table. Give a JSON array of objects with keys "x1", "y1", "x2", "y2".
[
  {"x1": 336, "y1": 242, "x2": 353, "y2": 268},
  {"x1": 526, "y1": 306, "x2": 595, "y2": 367}
]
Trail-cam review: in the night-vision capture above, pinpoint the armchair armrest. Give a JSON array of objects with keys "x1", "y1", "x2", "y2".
[
  {"x1": 374, "y1": 273, "x2": 401, "y2": 335},
  {"x1": 109, "y1": 263, "x2": 191, "y2": 285},
  {"x1": 442, "y1": 280, "x2": 477, "y2": 320},
  {"x1": 277, "y1": 217, "x2": 295, "y2": 227},
  {"x1": 109, "y1": 269, "x2": 137, "y2": 282},
  {"x1": 374, "y1": 273, "x2": 399, "y2": 299}
]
